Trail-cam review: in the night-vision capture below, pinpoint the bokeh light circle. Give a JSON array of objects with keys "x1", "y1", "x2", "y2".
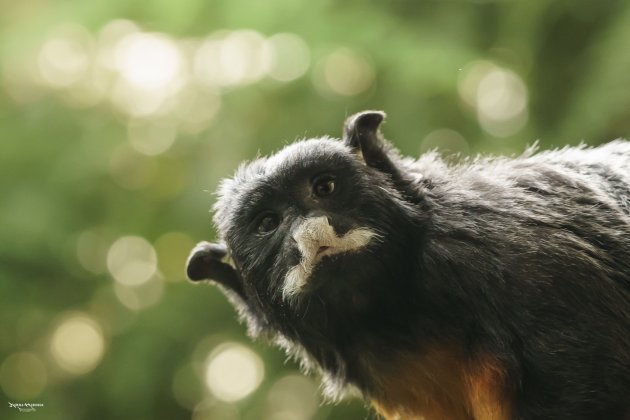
[
  {"x1": 106, "y1": 235, "x2": 158, "y2": 286},
  {"x1": 50, "y1": 314, "x2": 105, "y2": 375},
  {"x1": 0, "y1": 352, "x2": 47, "y2": 399},
  {"x1": 204, "y1": 342, "x2": 264, "y2": 402},
  {"x1": 267, "y1": 374, "x2": 319, "y2": 420},
  {"x1": 266, "y1": 33, "x2": 310, "y2": 82}
]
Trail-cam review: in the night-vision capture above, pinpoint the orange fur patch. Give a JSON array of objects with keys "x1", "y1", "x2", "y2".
[
  {"x1": 369, "y1": 345, "x2": 512, "y2": 420},
  {"x1": 464, "y1": 355, "x2": 513, "y2": 420}
]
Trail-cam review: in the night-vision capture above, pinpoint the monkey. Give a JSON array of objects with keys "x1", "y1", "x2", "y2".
[{"x1": 186, "y1": 110, "x2": 630, "y2": 420}]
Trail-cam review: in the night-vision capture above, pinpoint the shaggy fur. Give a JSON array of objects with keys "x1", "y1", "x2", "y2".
[{"x1": 187, "y1": 110, "x2": 630, "y2": 420}]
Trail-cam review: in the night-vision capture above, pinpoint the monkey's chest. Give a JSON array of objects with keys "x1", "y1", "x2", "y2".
[{"x1": 369, "y1": 346, "x2": 512, "y2": 420}]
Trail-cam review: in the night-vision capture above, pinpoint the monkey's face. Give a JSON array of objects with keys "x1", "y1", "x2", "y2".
[
  {"x1": 187, "y1": 111, "x2": 419, "y2": 339},
  {"x1": 221, "y1": 139, "x2": 385, "y2": 306}
]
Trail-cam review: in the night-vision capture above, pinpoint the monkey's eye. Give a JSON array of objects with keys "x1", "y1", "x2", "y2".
[
  {"x1": 256, "y1": 213, "x2": 280, "y2": 234},
  {"x1": 312, "y1": 174, "x2": 336, "y2": 198}
]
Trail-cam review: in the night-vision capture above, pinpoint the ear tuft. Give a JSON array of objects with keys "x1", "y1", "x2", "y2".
[
  {"x1": 186, "y1": 241, "x2": 246, "y2": 299},
  {"x1": 187, "y1": 242, "x2": 227, "y2": 280},
  {"x1": 343, "y1": 110, "x2": 401, "y2": 176},
  {"x1": 343, "y1": 110, "x2": 386, "y2": 149}
]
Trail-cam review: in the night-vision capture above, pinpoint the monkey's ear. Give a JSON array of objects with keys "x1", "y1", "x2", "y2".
[
  {"x1": 186, "y1": 241, "x2": 246, "y2": 299},
  {"x1": 343, "y1": 110, "x2": 397, "y2": 174}
]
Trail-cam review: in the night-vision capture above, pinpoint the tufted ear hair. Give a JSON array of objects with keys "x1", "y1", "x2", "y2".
[
  {"x1": 186, "y1": 241, "x2": 246, "y2": 300},
  {"x1": 343, "y1": 110, "x2": 398, "y2": 175}
]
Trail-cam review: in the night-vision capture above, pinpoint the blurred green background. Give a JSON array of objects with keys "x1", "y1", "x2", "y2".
[{"x1": 1, "y1": 0, "x2": 630, "y2": 419}]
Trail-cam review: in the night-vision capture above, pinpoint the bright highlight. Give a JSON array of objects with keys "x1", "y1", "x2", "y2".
[
  {"x1": 50, "y1": 314, "x2": 105, "y2": 375},
  {"x1": 106, "y1": 235, "x2": 158, "y2": 286},
  {"x1": 204, "y1": 342, "x2": 264, "y2": 402}
]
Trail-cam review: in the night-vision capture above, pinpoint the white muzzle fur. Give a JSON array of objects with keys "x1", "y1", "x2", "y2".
[{"x1": 282, "y1": 216, "x2": 377, "y2": 302}]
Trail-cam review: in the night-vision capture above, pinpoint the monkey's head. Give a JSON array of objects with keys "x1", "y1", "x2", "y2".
[{"x1": 187, "y1": 111, "x2": 423, "y2": 363}]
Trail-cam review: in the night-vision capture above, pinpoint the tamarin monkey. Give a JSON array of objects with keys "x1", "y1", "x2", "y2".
[{"x1": 187, "y1": 111, "x2": 630, "y2": 420}]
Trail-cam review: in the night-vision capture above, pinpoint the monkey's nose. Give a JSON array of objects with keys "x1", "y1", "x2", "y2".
[{"x1": 306, "y1": 211, "x2": 333, "y2": 226}]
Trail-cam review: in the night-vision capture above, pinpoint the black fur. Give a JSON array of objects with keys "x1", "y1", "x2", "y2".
[{"x1": 187, "y1": 111, "x2": 630, "y2": 419}]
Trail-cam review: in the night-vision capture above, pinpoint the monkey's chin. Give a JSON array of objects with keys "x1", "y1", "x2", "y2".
[
  {"x1": 281, "y1": 253, "x2": 340, "y2": 302},
  {"x1": 281, "y1": 249, "x2": 371, "y2": 304}
]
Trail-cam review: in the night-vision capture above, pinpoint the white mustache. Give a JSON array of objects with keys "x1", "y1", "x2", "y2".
[{"x1": 281, "y1": 216, "x2": 377, "y2": 303}]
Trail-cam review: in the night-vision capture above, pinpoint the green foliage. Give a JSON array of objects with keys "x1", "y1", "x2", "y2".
[{"x1": 1, "y1": 0, "x2": 629, "y2": 419}]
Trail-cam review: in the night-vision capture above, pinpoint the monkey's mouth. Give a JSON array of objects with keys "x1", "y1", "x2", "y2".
[
  {"x1": 314, "y1": 246, "x2": 342, "y2": 264},
  {"x1": 316, "y1": 246, "x2": 332, "y2": 256}
]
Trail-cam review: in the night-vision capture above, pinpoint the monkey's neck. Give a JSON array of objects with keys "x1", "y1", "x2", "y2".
[
  {"x1": 293, "y1": 290, "x2": 512, "y2": 419},
  {"x1": 289, "y1": 265, "x2": 461, "y2": 397}
]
